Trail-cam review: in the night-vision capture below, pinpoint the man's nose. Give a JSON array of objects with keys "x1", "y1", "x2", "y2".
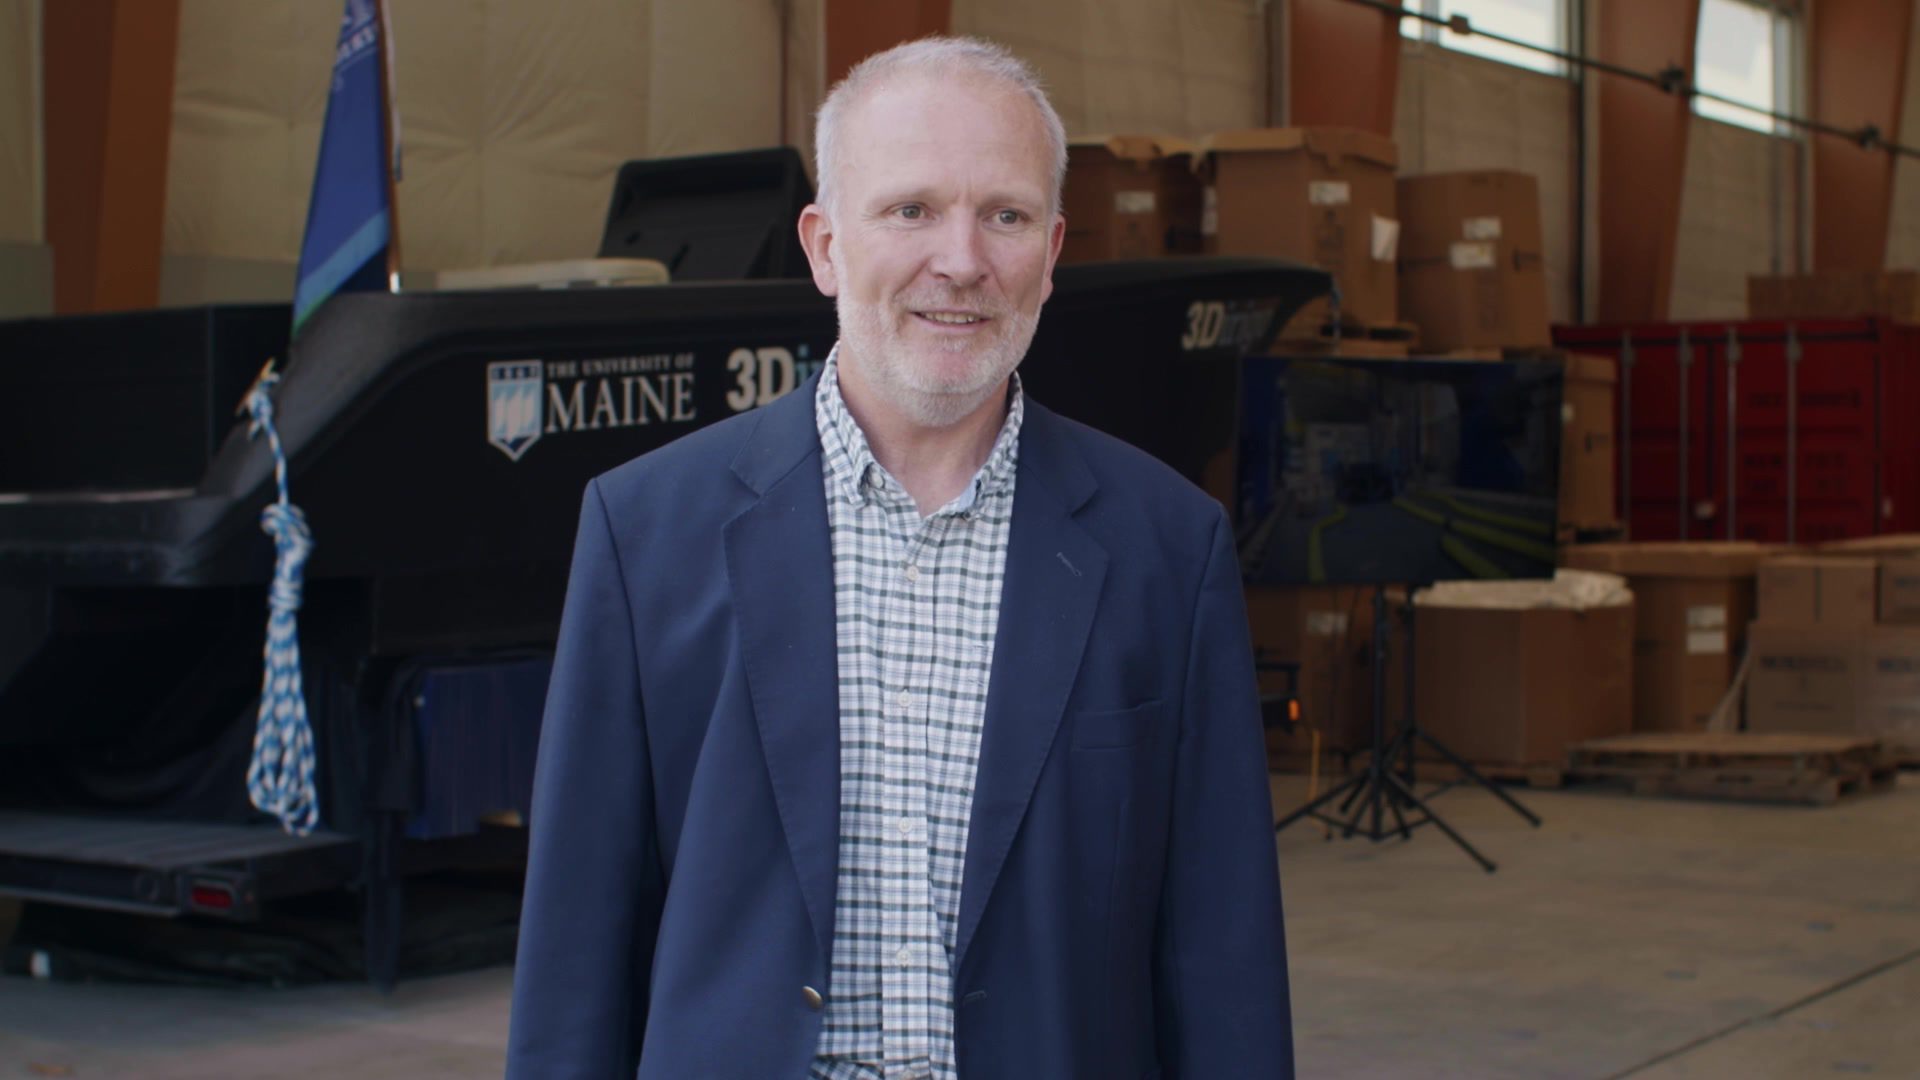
[{"x1": 928, "y1": 214, "x2": 989, "y2": 286}]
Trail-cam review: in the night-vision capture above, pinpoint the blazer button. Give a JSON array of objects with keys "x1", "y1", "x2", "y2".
[{"x1": 802, "y1": 985, "x2": 825, "y2": 1010}]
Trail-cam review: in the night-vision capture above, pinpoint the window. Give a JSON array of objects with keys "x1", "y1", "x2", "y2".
[
  {"x1": 1399, "y1": 0, "x2": 1569, "y2": 78},
  {"x1": 1694, "y1": 0, "x2": 1797, "y2": 135}
]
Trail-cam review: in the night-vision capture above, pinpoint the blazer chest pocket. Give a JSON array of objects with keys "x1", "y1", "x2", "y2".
[{"x1": 1070, "y1": 699, "x2": 1164, "y2": 750}]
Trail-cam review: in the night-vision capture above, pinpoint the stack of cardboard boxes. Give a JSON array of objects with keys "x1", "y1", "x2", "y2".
[
  {"x1": 1057, "y1": 128, "x2": 1622, "y2": 763},
  {"x1": 1057, "y1": 128, "x2": 1557, "y2": 355},
  {"x1": 1560, "y1": 542, "x2": 1769, "y2": 733},
  {"x1": 1746, "y1": 538, "x2": 1920, "y2": 759}
]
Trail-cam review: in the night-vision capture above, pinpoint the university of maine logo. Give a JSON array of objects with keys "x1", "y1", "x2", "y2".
[{"x1": 487, "y1": 361, "x2": 544, "y2": 462}]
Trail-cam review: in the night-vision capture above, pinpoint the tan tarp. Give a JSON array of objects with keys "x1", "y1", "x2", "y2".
[
  {"x1": 0, "y1": 0, "x2": 40, "y2": 245},
  {"x1": 1888, "y1": 7, "x2": 1920, "y2": 271},
  {"x1": 164, "y1": 0, "x2": 805, "y2": 273},
  {"x1": 1394, "y1": 44, "x2": 1577, "y2": 325},
  {"x1": 952, "y1": 0, "x2": 1265, "y2": 139},
  {"x1": 161, "y1": 0, "x2": 1265, "y2": 283}
]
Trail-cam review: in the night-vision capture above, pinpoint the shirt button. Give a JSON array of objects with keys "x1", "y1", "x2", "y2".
[
  {"x1": 895, "y1": 691, "x2": 910, "y2": 709},
  {"x1": 904, "y1": 564, "x2": 920, "y2": 582},
  {"x1": 897, "y1": 817, "x2": 913, "y2": 836},
  {"x1": 896, "y1": 947, "x2": 912, "y2": 967}
]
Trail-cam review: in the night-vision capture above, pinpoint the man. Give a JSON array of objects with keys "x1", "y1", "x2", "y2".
[{"x1": 507, "y1": 36, "x2": 1292, "y2": 1079}]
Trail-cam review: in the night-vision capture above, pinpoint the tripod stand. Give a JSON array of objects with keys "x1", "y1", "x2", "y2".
[{"x1": 1272, "y1": 584, "x2": 1540, "y2": 872}]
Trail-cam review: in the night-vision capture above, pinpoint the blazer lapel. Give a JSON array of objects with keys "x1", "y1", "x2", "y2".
[
  {"x1": 722, "y1": 376, "x2": 840, "y2": 963},
  {"x1": 954, "y1": 401, "x2": 1106, "y2": 972}
]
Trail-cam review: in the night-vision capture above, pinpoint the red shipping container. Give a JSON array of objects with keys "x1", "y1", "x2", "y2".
[{"x1": 1552, "y1": 318, "x2": 1920, "y2": 544}]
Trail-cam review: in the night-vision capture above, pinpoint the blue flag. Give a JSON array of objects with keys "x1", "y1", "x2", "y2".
[{"x1": 294, "y1": 0, "x2": 393, "y2": 334}]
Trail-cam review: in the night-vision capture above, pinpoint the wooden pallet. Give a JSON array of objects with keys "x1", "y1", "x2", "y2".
[{"x1": 1567, "y1": 732, "x2": 1899, "y2": 806}]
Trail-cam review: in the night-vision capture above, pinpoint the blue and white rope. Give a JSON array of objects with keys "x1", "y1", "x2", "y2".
[{"x1": 243, "y1": 369, "x2": 320, "y2": 835}]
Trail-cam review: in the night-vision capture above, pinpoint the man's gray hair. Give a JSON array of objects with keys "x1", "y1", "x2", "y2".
[{"x1": 812, "y1": 36, "x2": 1068, "y2": 220}]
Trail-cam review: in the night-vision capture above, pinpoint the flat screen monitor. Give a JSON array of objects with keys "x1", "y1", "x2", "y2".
[{"x1": 1237, "y1": 354, "x2": 1564, "y2": 586}]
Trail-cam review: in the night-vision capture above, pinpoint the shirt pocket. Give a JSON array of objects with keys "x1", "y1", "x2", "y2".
[{"x1": 1069, "y1": 699, "x2": 1164, "y2": 751}]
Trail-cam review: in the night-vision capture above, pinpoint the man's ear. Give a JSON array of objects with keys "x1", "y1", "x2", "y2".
[
  {"x1": 1039, "y1": 210, "x2": 1066, "y2": 305},
  {"x1": 797, "y1": 204, "x2": 839, "y2": 297}
]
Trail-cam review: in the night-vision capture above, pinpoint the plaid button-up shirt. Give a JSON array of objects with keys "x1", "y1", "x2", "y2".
[{"x1": 807, "y1": 349, "x2": 1022, "y2": 1080}]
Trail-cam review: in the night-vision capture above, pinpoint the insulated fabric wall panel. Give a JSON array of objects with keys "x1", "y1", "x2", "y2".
[
  {"x1": 163, "y1": 0, "x2": 807, "y2": 274},
  {"x1": 386, "y1": 0, "x2": 488, "y2": 272},
  {"x1": 1890, "y1": 8, "x2": 1920, "y2": 270},
  {"x1": 462, "y1": 1, "x2": 650, "y2": 268},
  {"x1": 1670, "y1": 118, "x2": 1798, "y2": 319},
  {"x1": 952, "y1": 0, "x2": 1264, "y2": 139},
  {"x1": 785, "y1": 0, "x2": 826, "y2": 178},
  {"x1": 166, "y1": 0, "x2": 337, "y2": 265},
  {"x1": 647, "y1": 0, "x2": 782, "y2": 161},
  {"x1": 0, "y1": 0, "x2": 41, "y2": 245},
  {"x1": 165, "y1": 0, "x2": 656, "y2": 273},
  {"x1": 1393, "y1": 44, "x2": 1576, "y2": 325}
]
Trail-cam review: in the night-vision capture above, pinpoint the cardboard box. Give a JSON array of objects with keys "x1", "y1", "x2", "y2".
[
  {"x1": 1880, "y1": 557, "x2": 1920, "y2": 624},
  {"x1": 1200, "y1": 128, "x2": 1399, "y2": 329},
  {"x1": 1746, "y1": 624, "x2": 1920, "y2": 756},
  {"x1": 1815, "y1": 533, "x2": 1920, "y2": 556},
  {"x1": 1247, "y1": 584, "x2": 1394, "y2": 762},
  {"x1": 1060, "y1": 135, "x2": 1203, "y2": 264},
  {"x1": 1757, "y1": 555, "x2": 1879, "y2": 626},
  {"x1": 1857, "y1": 627, "x2": 1920, "y2": 756},
  {"x1": 1560, "y1": 352, "x2": 1617, "y2": 530},
  {"x1": 1413, "y1": 573, "x2": 1634, "y2": 766},
  {"x1": 1746, "y1": 623, "x2": 1861, "y2": 736},
  {"x1": 1396, "y1": 170, "x2": 1551, "y2": 351},
  {"x1": 1561, "y1": 543, "x2": 1767, "y2": 732},
  {"x1": 1810, "y1": 536, "x2": 1920, "y2": 625},
  {"x1": 1748, "y1": 270, "x2": 1920, "y2": 322}
]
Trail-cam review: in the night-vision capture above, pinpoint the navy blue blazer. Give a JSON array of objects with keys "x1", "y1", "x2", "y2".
[{"x1": 506, "y1": 372, "x2": 1293, "y2": 1078}]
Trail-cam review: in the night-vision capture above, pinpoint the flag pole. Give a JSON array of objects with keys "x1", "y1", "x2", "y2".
[{"x1": 376, "y1": 0, "x2": 402, "y2": 293}]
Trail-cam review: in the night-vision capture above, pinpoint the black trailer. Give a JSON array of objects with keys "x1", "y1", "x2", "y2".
[{"x1": 0, "y1": 256, "x2": 1326, "y2": 984}]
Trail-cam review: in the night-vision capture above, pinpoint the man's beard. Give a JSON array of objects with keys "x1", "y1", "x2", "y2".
[{"x1": 835, "y1": 289, "x2": 1040, "y2": 428}]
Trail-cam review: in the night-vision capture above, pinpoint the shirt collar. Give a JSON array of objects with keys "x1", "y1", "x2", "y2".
[{"x1": 814, "y1": 343, "x2": 1023, "y2": 515}]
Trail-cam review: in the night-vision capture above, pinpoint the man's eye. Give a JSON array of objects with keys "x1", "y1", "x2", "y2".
[
  {"x1": 996, "y1": 210, "x2": 1023, "y2": 226},
  {"x1": 898, "y1": 205, "x2": 924, "y2": 220}
]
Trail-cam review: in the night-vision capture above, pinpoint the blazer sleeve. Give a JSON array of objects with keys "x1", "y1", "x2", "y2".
[
  {"x1": 1152, "y1": 508, "x2": 1296, "y2": 1078},
  {"x1": 507, "y1": 478, "x2": 665, "y2": 1079}
]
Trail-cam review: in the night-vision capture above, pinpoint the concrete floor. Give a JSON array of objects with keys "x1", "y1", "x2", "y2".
[{"x1": 3, "y1": 773, "x2": 1917, "y2": 1079}]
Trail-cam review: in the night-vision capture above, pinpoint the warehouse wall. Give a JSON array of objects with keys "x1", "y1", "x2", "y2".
[
  {"x1": 1388, "y1": 32, "x2": 1829, "y2": 324},
  {"x1": 0, "y1": 0, "x2": 38, "y2": 245},
  {"x1": 162, "y1": 0, "x2": 804, "y2": 303},
  {"x1": 1888, "y1": 7, "x2": 1920, "y2": 270},
  {"x1": 952, "y1": 0, "x2": 1266, "y2": 138},
  {"x1": 1670, "y1": 119, "x2": 1799, "y2": 319},
  {"x1": 1392, "y1": 40, "x2": 1577, "y2": 325},
  {"x1": 0, "y1": 0, "x2": 49, "y2": 317},
  {"x1": 5, "y1": 2, "x2": 1912, "y2": 315}
]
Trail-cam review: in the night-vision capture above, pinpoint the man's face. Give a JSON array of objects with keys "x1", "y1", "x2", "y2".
[{"x1": 799, "y1": 73, "x2": 1065, "y2": 428}]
